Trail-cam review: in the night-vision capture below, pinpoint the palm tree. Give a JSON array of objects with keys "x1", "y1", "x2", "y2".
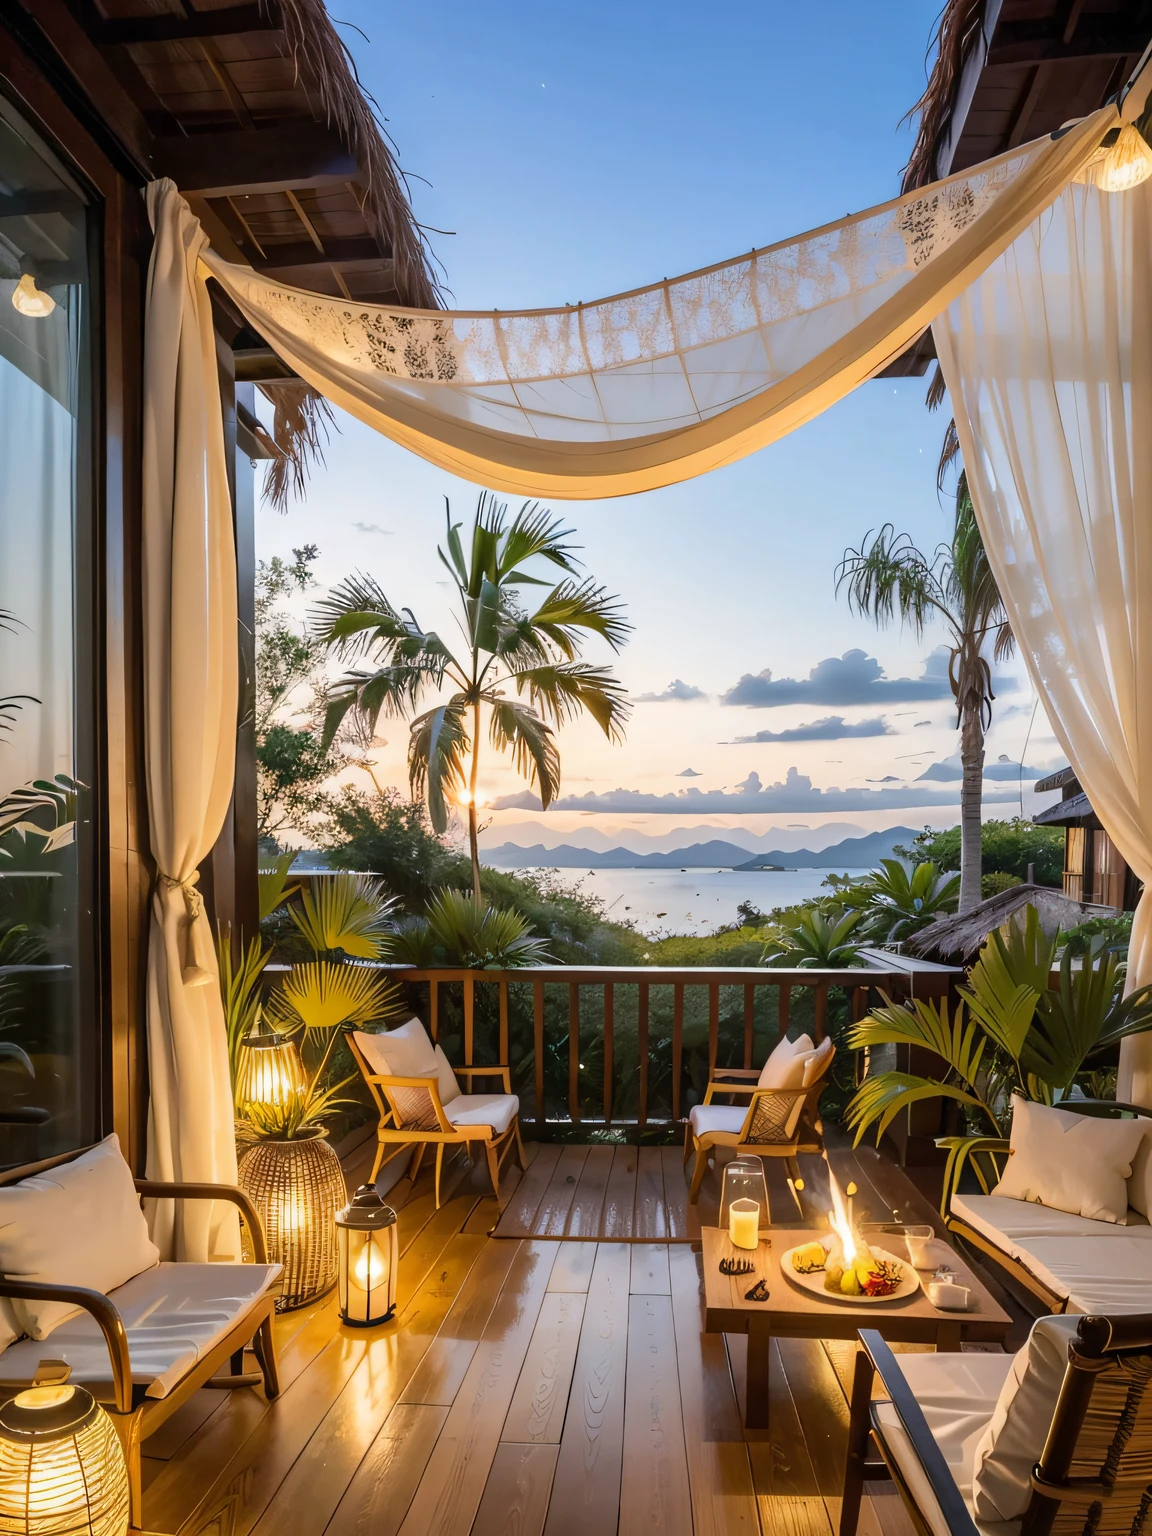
[
  {"x1": 836, "y1": 482, "x2": 1014, "y2": 914},
  {"x1": 315, "y1": 494, "x2": 631, "y2": 898}
]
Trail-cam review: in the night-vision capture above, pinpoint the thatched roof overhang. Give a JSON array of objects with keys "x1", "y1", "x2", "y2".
[
  {"x1": 880, "y1": 0, "x2": 1152, "y2": 376},
  {"x1": 902, "y1": 883, "x2": 1085, "y2": 964},
  {"x1": 1034, "y1": 790, "x2": 1099, "y2": 828},
  {"x1": 7, "y1": 0, "x2": 439, "y2": 310}
]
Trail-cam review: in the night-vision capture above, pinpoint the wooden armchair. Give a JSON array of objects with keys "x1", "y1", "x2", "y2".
[
  {"x1": 842, "y1": 1313, "x2": 1152, "y2": 1536},
  {"x1": 0, "y1": 1147, "x2": 279, "y2": 1534},
  {"x1": 683, "y1": 1040, "x2": 835, "y2": 1203},
  {"x1": 347, "y1": 1027, "x2": 524, "y2": 1208}
]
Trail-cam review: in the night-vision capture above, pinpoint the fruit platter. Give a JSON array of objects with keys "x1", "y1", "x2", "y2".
[{"x1": 782, "y1": 1238, "x2": 919, "y2": 1304}]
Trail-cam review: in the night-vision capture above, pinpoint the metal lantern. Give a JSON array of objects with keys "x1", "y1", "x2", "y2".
[
  {"x1": 237, "y1": 1132, "x2": 346, "y2": 1311},
  {"x1": 0, "y1": 1384, "x2": 129, "y2": 1536},
  {"x1": 235, "y1": 1028, "x2": 306, "y2": 1114},
  {"x1": 336, "y1": 1185, "x2": 398, "y2": 1327},
  {"x1": 719, "y1": 1155, "x2": 771, "y2": 1240}
]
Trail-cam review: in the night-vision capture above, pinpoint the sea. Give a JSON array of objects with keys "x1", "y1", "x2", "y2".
[{"x1": 515, "y1": 866, "x2": 873, "y2": 937}]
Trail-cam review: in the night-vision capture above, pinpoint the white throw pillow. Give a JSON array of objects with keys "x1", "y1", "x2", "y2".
[
  {"x1": 972, "y1": 1314, "x2": 1080, "y2": 1524},
  {"x1": 1126, "y1": 1120, "x2": 1152, "y2": 1218},
  {"x1": 353, "y1": 1019, "x2": 444, "y2": 1128},
  {"x1": 433, "y1": 1045, "x2": 461, "y2": 1105},
  {"x1": 994, "y1": 1096, "x2": 1146, "y2": 1224},
  {"x1": 0, "y1": 1135, "x2": 160, "y2": 1340},
  {"x1": 758, "y1": 1033, "x2": 814, "y2": 1090},
  {"x1": 801, "y1": 1035, "x2": 834, "y2": 1088}
]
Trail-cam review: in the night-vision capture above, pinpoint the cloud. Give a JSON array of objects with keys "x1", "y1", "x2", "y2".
[
  {"x1": 636, "y1": 679, "x2": 706, "y2": 702},
  {"x1": 730, "y1": 714, "x2": 891, "y2": 744},
  {"x1": 722, "y1": 647, "x2": 1017, "y2": 709},
  {"x1": 916, "y1": 754, "x2": 1047, "y2": 783},
  {"x1": 676, "y1": 767, "x2": 703, "y2": 777},
  {"x1": 352, "y1": 521, "x2": 392, "y2": 535},
  {"x1": 491, "y1": 766, "x2": 1023, "y2": 815}
]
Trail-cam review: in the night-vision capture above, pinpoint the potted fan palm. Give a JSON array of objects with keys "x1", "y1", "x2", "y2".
[{"x1": 222, "y1": 872, "x2": 404, "y2": 1309}]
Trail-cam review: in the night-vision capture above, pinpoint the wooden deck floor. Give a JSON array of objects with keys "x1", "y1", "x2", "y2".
[{"x1": 141, "y1": 1138, "x2": 1024, "y2": 1536}]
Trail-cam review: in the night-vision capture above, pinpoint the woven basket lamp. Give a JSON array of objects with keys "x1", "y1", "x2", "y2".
[
  {"x1": 0, "y1": 1384, "x2": 129, "y2": 1536},
  {"x1": 238, "y1": 1133, "x2": 347, "y2": 1311}
]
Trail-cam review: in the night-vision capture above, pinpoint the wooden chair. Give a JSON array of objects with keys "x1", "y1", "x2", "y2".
[
  {"x1": 0, "y1": 1147, "x2": 279, "y2": 1534},
  {"x1": 347, "y1": 1029, "x2": 525, "y2": 1208},
  {"x1": 841, "y1": 1313, "x2": 1152, "y2": 1536},
  {"x1": 683, "y1": 1041, "x2": 835, "y2": 1203}
]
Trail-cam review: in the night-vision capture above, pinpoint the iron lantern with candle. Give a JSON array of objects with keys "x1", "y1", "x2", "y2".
[{"x1": 336, "y1": 1185, "x2": 398, "y2": 1326}]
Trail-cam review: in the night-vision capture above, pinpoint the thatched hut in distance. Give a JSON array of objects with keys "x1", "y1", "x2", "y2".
[{"x1": 902, "y1": 884, "x2": 1085, "y2": 967}]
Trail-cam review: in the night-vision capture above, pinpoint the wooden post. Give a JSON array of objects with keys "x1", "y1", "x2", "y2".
[
  {"x1": 464, "y1": 975, "x2": 474, "y2": 1066},
  {"x1": 533, "y1": 979, "x2": 545, "y2": 1126},
  {"x1": 568, "y1": 981, "x2": 581, "y2": 1123},
  {"x1": 603, "y1": 983, "x2": 614, "y2": 1125},
  {"x1": 637, "y1": 981, "x2": 649, "y2": 1129},
  {"x1": 671, "y1": 984, "x2": 684, "y2": 1123},
  {"x1": 708, "y1": 983, "x2": 720, "y2": 1079},
  {"x1": 498, "y1": 978, "x2": 509, "y2": 1067},
  {"x1": 743, "y1": 982, "x2": 755, "y2": 1068},
  {"x1": 779, "y1": 983, "x2": 791, "y2": 1040}
]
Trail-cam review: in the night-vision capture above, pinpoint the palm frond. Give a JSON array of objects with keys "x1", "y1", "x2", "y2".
[
  {"x1": 849, "y1": 993, "x2": 986, "y2": 1088},
  {"x1": 507, "y1": 662, "x2": 631, "y2": 741},
  {"x1": 320, "y1": 659, "x2": 445, "y2": 748},
  {"x1": 267, "y1": 959, "x2": 402, "y2": 1032},
  {"x1": 487, "y1": 698, "x2": 561, "y2": 807},
  {"x1": 216, "y1": 928, "x2": 273, "y2": 1108},
  {"x1": 408, "y1": 698, "x2": 469, "y2": 833},
  {"x1": 846, "y1": 1071, "x2": 989, "y2": 1147},
  {"x1": 835, "y1": 524, "x2": 948, "y2": 637},
  {"x1": 422, "y1": 888, "x2": 554, "y2": 968},
  {"x1": 529, "y1": 578, "x2": 632, "y2": 656},
  {"x1": 289, "y1": 872, "x2": 397, "y2": 958},
  {"x1": 258, "y1": 850, "x2": 301, "y2": 921},
  {"x1": 497, "y1": 500, "x2": 581, "y2": 578}
]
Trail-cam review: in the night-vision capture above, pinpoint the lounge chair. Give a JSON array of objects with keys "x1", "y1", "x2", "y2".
[{"x1": 684, "y1": 1032, "x2": 835, "y2": 1203}]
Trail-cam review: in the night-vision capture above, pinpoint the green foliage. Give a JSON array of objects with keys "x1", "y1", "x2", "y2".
[
  {"x1": 761, "y1": 907, "x2": 868, "y2": 968},
  {"x1": 216, "y1": 929, "x2": 273, "y2": 1110},
  {"x1": 828, "y1": 859, "x2": 959, "y2": 942},
  {"x1": 845, "y1": 903, "x2": 1152, "y2": 1148},
  {"x1": 644, "y1": 927, "x2": 768, "y2": 968},
  {"x1": 288, "y1": 872, "x2": 396, "y2": 959},
  {"x1": 895, "y1": 819, "x2": 1064, "y2": 886},
  {"x1": 1062, "y1": 911, "x2": 1133, "y2": 956},
  {"x1": 313, "y1": 493, "x2": 630, "y2": 892},
  {"x1": 981, "y1": 870, "x2": 1019, "y2": 899},
  {"x1": 237, "y1": 1070, "x2": 358, "y2": 1143},
  {"x1": 258, "y1": 850, "x2": 301, "y2": 922},
  {"x1": 267, "y1": 960, "x2": 402, "y2": 1032},
  {"x1": 390, "y1": 889, "x2": 554, "y2": 969}
]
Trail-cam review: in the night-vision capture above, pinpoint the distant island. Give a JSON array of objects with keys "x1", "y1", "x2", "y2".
[{"x1": 482, "y1": 827, "x2": 918, "y2": 871}]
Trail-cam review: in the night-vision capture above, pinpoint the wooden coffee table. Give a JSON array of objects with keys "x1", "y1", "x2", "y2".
[{"x1": 701, "y1": 1225, "x2": 1011, "y2": 1429}]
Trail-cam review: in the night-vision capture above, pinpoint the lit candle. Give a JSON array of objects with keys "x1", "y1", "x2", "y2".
[{"x1": 729, "y1": 1198, "x2": 760, "y2": 1250}]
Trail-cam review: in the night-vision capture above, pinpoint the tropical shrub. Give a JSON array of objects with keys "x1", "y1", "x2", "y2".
[
  {"x1": 828, "y1": 859, "x2": 959, "y2": 943},
  {"x1": 761, "y1": 908, "x2": 868, "y2": 968},
  {"x1": 895, "y1": 819, "x2": 1064, "y2": 887},
  {"x1": 390, "y1": 889, "x2": 553, "y2": 970}
]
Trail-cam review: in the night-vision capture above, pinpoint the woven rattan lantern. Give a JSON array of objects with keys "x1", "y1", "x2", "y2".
[
  {"x1": 0, "y1": 1384, "x2": 129, "y2": 1536},
  {"x1": 336, "y1": 1185, "x2": 398, "y2": 1326},
  {"x1": 237, "y1": 1133, "x2": 346, "y2": 1311},
  {"x1": 235, "y1": 1028, "x2": 306, "y2": 1115}
]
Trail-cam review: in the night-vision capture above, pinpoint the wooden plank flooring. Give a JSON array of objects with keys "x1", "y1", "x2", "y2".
[{"x1": 144, "y1": 1136, "x2": 1019, "y2": 1536}]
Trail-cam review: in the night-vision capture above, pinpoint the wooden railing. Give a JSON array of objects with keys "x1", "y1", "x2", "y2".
[{"x1": 383, "y1": 950, "x2": 958, "y2": 1129}]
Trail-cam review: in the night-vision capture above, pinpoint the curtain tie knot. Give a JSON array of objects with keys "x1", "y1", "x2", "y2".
[{"x1": 157, "y1": 869, "x2": 214, "y2": 988}]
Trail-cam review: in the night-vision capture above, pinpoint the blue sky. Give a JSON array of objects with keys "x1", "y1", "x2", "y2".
[{"x1": 256, "y1": 0, "x2": 1062, "y2": 853}]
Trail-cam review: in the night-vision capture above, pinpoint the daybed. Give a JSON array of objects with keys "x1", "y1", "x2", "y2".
[
  {"x1": 0, "y1": 1136, "x2": 280, "y2": 1532},
  {"x1": 942, "y1": 1098, "x2": 1152, "y2": 1315}
]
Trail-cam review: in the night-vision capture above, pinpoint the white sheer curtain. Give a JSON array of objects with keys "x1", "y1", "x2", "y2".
[
  {"x1": 142, "y1": 180, "x2": 240, "y2": 1260},
  {"x1": 935, "y1": 172, "x2": 1152, "y2": 1104}
]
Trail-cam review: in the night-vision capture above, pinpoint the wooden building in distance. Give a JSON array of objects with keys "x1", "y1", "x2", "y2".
[
  {"x1": 0, "y1": 0, "x2": 437, "y2": 1169},
  {"x1": 1033, "y1": 767, "x2": 1142, "y2": 911}
]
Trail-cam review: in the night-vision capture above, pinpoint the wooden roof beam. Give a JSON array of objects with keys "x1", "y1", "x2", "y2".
[
  {"x1": 250, "y1": 236, "x2": 389, "y2": 270},
  {"x1": 988, "y1": 24, "x2": 1151, "y2": 68},
  {"x1": 93, "y1": 7, "x2": 271, "y2": 45},
  {"x1": 153, "y1": 122, "x2": 360, "y2": 196}
]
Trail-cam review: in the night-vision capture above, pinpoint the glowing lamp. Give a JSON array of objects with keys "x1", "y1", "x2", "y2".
[
  {"x1": 0, "y1": 1383, "x2": 129, "y2": 1536},
  {"x1": 1080, "y1": 124, "x2": 1152, "y2": 193},
  {"x1": 236, "y1": 1028, "x2": 305, "y2": 1113},
  {"x1": 11, "y1": 274, "x2": 55, "y2": 319},
  {"x1": 336, "y1": 1185, "x2": 397, "y2": 1327}
]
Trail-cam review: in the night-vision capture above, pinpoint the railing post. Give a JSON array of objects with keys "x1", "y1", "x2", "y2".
[
  {"x1": 814, "y1": 981, "x2": 829, "y2": 1042},
  {"x1": 708, "y1": 982, "x2": 719, "y2": 1079},
  {"x1": 743, "y1": 982, "x2": 755, "y2": 1068},
  {"x1": 603, "y1": 982, "x2": 614, "y2": 1125},
  {"x1": 779, "y1": 983, "x2": 791, "y2": 1040},
  {"x1": 464, "y1": 974, "x2": 474, "y2": 1066},
  {"x1": 498, "y1": 978, "x2": 509, "y2": 1067},
  {"x1": 671, "y1": 983, "x2": 684, "y2": 1123},
  {"x1": 533, "y1": 978, "x2": 545, "y2": 1126},
  {"x1": 638, "y1": 981, "x2": 649, "y2": 1129},
  {"x1": 568, "y1": 981, "x2": 581, "y2": 1124}
]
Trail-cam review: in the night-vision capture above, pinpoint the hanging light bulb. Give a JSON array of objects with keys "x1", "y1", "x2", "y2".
[
  {"x1": 11, "y1": 273, "x2": 55, "y2": 318},
  {"x1": 1079, "y1": 124, "x2": 1152, "y2": 193}
]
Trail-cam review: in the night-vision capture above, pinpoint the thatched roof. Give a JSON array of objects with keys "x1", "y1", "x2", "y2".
[{"x1": 901, "y1": 884, "x2": 1085, "y2": 965}]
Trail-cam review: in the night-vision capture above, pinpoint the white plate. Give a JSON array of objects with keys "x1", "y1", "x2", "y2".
[{"x1": 781, "y1": 1244, "x2": 920, "y2": 1305}]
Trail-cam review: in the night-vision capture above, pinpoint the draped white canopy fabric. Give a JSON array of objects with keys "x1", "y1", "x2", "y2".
[{"x1": 199, "y1": 106, "x2": 1116, "y2": 499}]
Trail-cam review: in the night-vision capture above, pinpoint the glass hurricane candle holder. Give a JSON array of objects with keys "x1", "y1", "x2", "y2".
[
  {"x1": 0, "y1": 1383, "x2": 130, "y2": 1536},
  {"x1": 719, "y1": 1155, "x2": 770, "y2": 1241},
  {"x1": 336, "y1": 1185, "x2": 398, "y2": 1326}
]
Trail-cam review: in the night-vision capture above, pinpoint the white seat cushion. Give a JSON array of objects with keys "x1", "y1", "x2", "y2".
[
  {"x1": 872, "y1": 1351, "x2": 1015, "y2": 1536},
  {"x1": 443, "y1": 1094, "x2": 519, "y2": 1136},
  {"x1": 688, "y1": 1104, "x2": 746, "y2": 1138},
  {"x1": 952, "y1": 1194, "x2": 1152, "y2": 1310},
  {"x1": 0, "y1": 1261, "x2": 281, "y2": 1399},
  {"x1": 0, "y1": 1135, "x2": 161, "y2": 1341}
]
